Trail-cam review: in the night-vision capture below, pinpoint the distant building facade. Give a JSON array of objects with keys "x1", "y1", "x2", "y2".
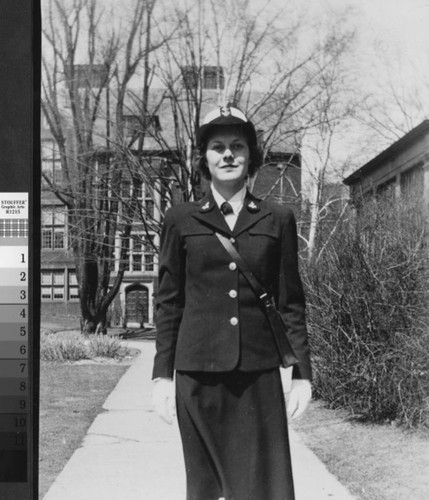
[{"x1": 343, "y1": 120, "x2": 429, "y2": 214}]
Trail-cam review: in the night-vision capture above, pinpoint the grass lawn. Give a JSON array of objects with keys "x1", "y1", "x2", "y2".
[
  {"x1": 39, "y1": 361, "x2": 130, "y2": 499},
  {"x1": 291, "y1": 400, "x2": 429, "y2": 500}
]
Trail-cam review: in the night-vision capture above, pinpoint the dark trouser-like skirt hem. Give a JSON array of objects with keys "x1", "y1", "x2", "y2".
[{"x1": 176, "y1": 368, "x2": 295, "y2": 500}]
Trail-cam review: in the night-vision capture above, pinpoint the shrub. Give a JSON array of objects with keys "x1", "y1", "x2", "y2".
[
  {"x1": 41, "y1": 331, "x2": 89, "y2": 361},
  {"x1": 303, "y1": 197, "x2": 429, "y2": 428},
  {"x1": 41, "y1": 331, "x2": 130, "y2": 362},
  {"x1": 88, "y1": 334, "x2": 128, "y2": 359}
]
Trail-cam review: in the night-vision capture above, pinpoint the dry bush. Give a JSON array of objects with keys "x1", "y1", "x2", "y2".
[
  {"x1": 41, "y1": 331, "x2": 130, "y2": 362},
  {"x1": 88, "y1": 334, "x2": 128, "y2": 359},
  {"x1": 303, "y1": 197, "x2": 429, "y2": 428},
  {"x1": 41, "y1": 331, "x2": 89, "y2": 361}
]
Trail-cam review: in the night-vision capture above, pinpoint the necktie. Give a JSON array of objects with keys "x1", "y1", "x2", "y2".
[{"x1": 220, "y1": 201, "x2": 233, "y2": 215}]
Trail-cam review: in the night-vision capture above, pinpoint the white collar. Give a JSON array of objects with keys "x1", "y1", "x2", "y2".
[{"x1": 211, "y1": 184, "x2": 247, "y2": 215}]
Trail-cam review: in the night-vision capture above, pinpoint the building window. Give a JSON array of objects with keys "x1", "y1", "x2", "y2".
[
  {"x1": 182, "y1": 65, "x2": 225, "y2": 90},
  {"x1": 41, "y1": 139, "x2": 62, "y2": 186},
  {"x1": 68, "y1": 270, "x2": 80, "y2": 300},
  {"x1": 41, "y1": 113, "x2": 49, "y2": 130},
  {"x1": 124, "y1": 114, "x2": 161, "y2": 140},
  {"x1": 121, "y1": 180, "x2": 132, "y2": 200},
  {"x1": 145, "y1": 198, "x2": 154, "y2": 218},
  {"x1": 131, "y1": 238, "x2": 143, "y2": 272},
  {"x1": 375, "y1": 178, "x2": 396, "y2": 200},
  {"x1": 123, "y1": 234, "x2": 155, "y2": 273},
  {"x1": 73, "y1": 64, "x2": 107, "y2": 88},
  {"x1": 203, "y1": 66, "x2": 225, "y2": 89},
  {"x1": 42, "y1": 207, "x2": 65, "y2": 249},
  {"x1": 41, "y1": 270, "x2": 65, "y2": 301},
  {"x1": 121, "y1": 236, "x2": 141, "y2": 272},
  {"x1": 120, "y1": 179, "x2": 155, "y2": 220},
  {"x1": 182, "y1": 66, "x2": 198, "y2": 89},
  {"x1": 144, "y1": 235, "x2": 155, "y2": 271},
  {"x1": 401, "y1": 164, "x2": 424, "y2": 200}
]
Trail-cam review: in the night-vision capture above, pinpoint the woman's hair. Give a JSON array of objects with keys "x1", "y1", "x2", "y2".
[{"x1": 192, "y1": 125, "x2": 264, "y2": 180}]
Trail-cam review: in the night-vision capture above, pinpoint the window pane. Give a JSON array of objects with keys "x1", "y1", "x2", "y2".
[
  {"x1": 53, "y1": 271, "x2": 64, "y2": 285},
  {"x1": 145, "y1": 199, "x2": 154, "y2": 218},
  {"x1": 53, "y1": 287, "x2": 64, "y2": 300},
  {"x1": 42, "y1": 231, "x2": 52, "y2": 249},
  {"x1": 41, "y1": 210, "x2": 54, "y2": 226},
  {"x1": 121, "y1": 181, "x2": 131, "y2": 198},
  {"x1": 54, "y1": 209, "x2": 65, "y2": 225},
  {"x1": 145, "y1": 254, "x2": 154, "y2": 271},
  {"x1": 69, "y1": 271, "x2": 78, "y2": 285},
  {"x1": 41, "y1": 271, "x2": 52, "y2": 285},
  {"x1": 135, "y1": 181, "x2": 143, "y2": 199},
  {"x1": 54, "y1": 232, "x2": 64, "y2": 249},
  {"x1": 42, "y1": 160, "x2": 54, "y2": 177},
  {"x1": 41, "y1": 287, "x2": 52, "y2": 300},
  {"x1": 132, "y1": 254, "x2": 142, "y2": 271},
  {"x1": 41, "y1": 140, "x2": 54, "y2": 159},
  {"x1": 124, "y1": 115, "x2": 140, "y2": 137}
]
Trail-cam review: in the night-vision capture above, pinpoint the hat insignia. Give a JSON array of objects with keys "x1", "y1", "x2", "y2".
[
  {"x1": 201, "y1": 201, "x2": 210, "y2": 211},
  {"x1": 220, "y1": 106, "x2": 231, "y2": 117}
]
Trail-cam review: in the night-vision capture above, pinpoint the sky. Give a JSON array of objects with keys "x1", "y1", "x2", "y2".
[
  {"x1": 357, "y1": 0, "x2": 429, "y2": 58},
  {"x1": 287, "y1": 0, "x2": 429, "y2": 67}
]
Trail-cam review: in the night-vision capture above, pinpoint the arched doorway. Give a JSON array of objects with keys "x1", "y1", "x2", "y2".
[{"x1": 125, "y1": 284, "x2": 149, "y2": 327}]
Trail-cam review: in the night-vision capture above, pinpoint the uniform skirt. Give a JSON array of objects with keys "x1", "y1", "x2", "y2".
[{"x1": 176, "y1": 368, "x2": 295, "y2": 500}]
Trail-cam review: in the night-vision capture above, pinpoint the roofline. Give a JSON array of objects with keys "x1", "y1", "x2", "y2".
[{"x1": 343, "y1": 119, "x2": 429, "y2": 186}]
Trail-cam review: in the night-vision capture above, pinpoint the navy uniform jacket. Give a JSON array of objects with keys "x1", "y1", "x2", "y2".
[{"x1": 152, "y1": 190, "x2": 311, "y2": 381}]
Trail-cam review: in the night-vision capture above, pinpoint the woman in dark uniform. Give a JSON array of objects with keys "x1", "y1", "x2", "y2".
[{"x1": 152, "y1": 106, "x2": 312, "y2": 500}]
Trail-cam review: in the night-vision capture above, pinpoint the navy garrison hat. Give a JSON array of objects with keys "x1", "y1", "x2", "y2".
[{"x1": 196, "y1": 105, "x2": 258, "y2": 148}]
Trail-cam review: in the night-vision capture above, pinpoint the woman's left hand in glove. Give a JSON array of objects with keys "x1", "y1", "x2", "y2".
[{"x1": 286, "y1": 379, "x2": 312, "y2": 420}]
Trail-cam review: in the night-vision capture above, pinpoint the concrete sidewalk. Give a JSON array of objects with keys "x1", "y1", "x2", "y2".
[{"x1": 42, "y1": 341, "x2": 356, "y2": 500}]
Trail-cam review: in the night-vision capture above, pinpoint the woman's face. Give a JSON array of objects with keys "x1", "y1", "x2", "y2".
[{"x1": 205, "y1": 128, "x2": 250, "y2": 189}]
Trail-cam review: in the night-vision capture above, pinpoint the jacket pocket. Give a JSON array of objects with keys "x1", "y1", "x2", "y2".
[
  {"x1": 248, "y1": 225, "x2": 279, "y2": 239},
  {"x1": 181, "y1": 225, "x2": 214, "y2": 237}
]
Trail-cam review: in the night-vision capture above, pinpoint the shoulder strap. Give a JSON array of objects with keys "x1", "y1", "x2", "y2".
[{"x1": 215, "y1": 232, "x2": 271, "y2": 305}]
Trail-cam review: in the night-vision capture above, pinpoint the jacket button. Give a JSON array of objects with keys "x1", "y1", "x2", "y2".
[
  {"x1": 229, "y1": 262, "x2": 237, "y2": 271},
  {"x1": 229, "y1": 290, "x2": 237, "y2": 298},
  {"x1": 230, "y1": 317, "x2": 238, "y2": 326},
  {"x1": 230, "y1": 237, "x2": 236, "y2": 243}
]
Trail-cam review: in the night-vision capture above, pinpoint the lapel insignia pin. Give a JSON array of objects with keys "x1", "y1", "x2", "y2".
[
  {"x1": 248, "y1": 201, "x2": 259, "y2": 212},
  {"x1": 201, "y1": 201, "x2": 210, "y2": 211}
]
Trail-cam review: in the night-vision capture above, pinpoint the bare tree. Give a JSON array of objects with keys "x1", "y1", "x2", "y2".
[
  {"x1": 41, "y1": 0, "x2": 158, "y2": 333},
  {"x1": 301, "y1": 72, "x2": 358, "y2": 260},
  {"x1": 136, "y1": 0, "x2": 358, "y2": 214},
  {"x1": 355, "y1": 47, "x2": 429, "y2": 153}
]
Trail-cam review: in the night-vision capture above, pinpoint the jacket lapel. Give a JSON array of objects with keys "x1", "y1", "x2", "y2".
[
  {"x1": 191, "y1": 191, "x2": 231, "y2": 234},
  {"x1": 191, "y1": 190, "x2": 272, "y2": 236},
  {"x1": 233, "y1": 191, "x2": 271, "y2": 237}
]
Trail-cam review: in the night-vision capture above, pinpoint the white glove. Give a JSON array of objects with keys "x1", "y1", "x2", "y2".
[
  {"x1": 286, "y1": 379, "x2": 312, "y2": 420},
  {"x1": 152, "y1": 378, "x2": 176, "y2": 425}
]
